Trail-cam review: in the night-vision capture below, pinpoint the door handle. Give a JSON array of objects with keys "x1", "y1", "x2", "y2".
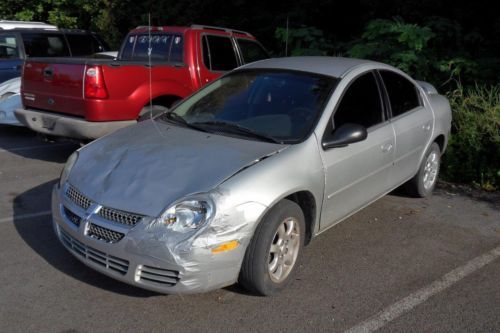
[
  {"x1": 381, "y1": 143, "x2": 393, "y2": 153},
  {"x1": 422, "y1": 123, "x2": 431, "y2": 131}
]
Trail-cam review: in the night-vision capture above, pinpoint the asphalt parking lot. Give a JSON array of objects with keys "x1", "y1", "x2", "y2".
[{"x1": 0, "y1": 124, "x2": 499, "y2": 333}]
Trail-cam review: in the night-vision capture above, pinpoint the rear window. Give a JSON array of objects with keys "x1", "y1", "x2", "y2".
[
  {"x1": 0, "y1": 34, "x2": 19, "y2": 59},
  {"x1": 120, "y1": 33, "x2": 183, "y2": 62},
  {"x1": 21, "y1": 33, "x2": 70, "y2": 57},
  {"x1": 237, "y1": 39, "x2": 268, "y2": 64},
  {"x1": 65, "y1": 34, "x2": 105, "y2": 56}
]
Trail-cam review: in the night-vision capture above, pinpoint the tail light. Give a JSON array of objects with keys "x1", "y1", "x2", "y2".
[{"x1": 84, "y1": 65, "x2": 108, "y2": 99}]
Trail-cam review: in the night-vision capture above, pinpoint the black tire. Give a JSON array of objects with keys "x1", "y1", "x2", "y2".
[
  {"x1": 137, "y1": 105, "x2": 169, "y2": 122},
  {"x1": 405, "y1": 142, "x2": 441, "y2": 197},
  {"x1": 239, "y1": 199, "x2": 305, "y2": 296}
]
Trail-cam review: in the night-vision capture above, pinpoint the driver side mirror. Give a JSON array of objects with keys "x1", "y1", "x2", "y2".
[{"x1": 322, "y1": 123, "x2": 367, "y2": 149}]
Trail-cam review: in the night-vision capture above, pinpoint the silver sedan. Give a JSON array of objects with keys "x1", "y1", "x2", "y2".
[{"x1": 52, "y1": 57, "x2": 452, "y2": 295}]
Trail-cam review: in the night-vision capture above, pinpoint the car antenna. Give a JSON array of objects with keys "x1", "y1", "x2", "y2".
[
  {"x1": 285, "y1": 15, "x2": 289, "y2": 57},
  {"x1": 148, "y1": 12, "x2": 153, "y2": 120}
]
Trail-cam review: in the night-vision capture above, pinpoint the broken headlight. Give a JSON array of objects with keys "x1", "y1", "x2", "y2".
[{"x1": 157, "y1": 196, "x2": 215, "y2": 232}]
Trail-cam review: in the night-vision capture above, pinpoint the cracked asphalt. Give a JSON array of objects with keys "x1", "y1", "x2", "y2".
[{"x1": 0, "y1": 124, "x2": 498, "y2": 332}]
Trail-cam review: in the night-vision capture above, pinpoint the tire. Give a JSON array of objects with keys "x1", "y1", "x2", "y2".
[
  {"x1": 405, "y1": 142, "x2": 441, "y2": 197},
  {"x1": 137, "y1": 105, "x2": 169, "y2": 122},
  {"x1": 239, "y1": 199, "x2": 305, "y2": 296}
]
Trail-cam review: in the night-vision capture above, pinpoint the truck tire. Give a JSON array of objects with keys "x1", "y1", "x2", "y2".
[
  {"x1": 138, "y1": 105, "x2": 169, "y2": 122},
  {"x1": 239, "y1": 199, "x2": 305, "y2": 296},
  {"x1": 405, "y1": 142, "x2": 441, "y2": 197}
]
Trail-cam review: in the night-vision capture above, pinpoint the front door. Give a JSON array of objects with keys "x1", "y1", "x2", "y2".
[{"x1": 319, "y1": 71, "x2": 395, "y2": 230}]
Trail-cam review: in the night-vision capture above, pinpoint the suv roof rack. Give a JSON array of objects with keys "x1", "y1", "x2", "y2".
[
  {"x1": 190, "y1": 24, "x2": 252, "y2": 37},
  {"x1": 0, "y1": 20, "x2": 58, "y2": 30}
]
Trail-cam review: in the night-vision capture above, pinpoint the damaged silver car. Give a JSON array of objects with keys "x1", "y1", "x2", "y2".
[{"x1": 52, "y1": 57, "x2": 452, "y2": 295}]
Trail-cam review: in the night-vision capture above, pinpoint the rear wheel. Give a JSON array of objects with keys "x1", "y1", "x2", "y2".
[
  {"x1": 405, "y1": 142, "x2": 441, "y2": 197},
  {"x1": 239, "y1": 199, "x2": 305, "y2": 296},
  {"x1": 137, "y1": 105, "x2": 169, "y2": 122}
]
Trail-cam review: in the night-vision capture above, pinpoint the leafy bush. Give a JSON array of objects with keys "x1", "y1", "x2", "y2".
[
  {"x1": 442, "y1": 84, "x2": 500, "y2": 190},
  {"x1": 346, "y1": 18, "x2": 478, "y2": 87},
  {"x1": 274, "y1": 26, "x2": 333, "y2": 56}
]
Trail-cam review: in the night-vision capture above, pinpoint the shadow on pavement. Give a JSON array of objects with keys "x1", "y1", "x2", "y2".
[
  {"x1": 13, "y1": 179, "x2": 160, "y2": 298},
  {"x1": 0, "y1": 124, "x2": 79, "y2": 163}
]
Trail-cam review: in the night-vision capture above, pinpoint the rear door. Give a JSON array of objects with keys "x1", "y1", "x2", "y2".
[
  {"x1": 0, "y1": 33, "x2": 23, "y2": 83},
  {"x1": 198, "y1": 34, "x2": 239, "y2": 86},
  {"x1": 378, "y1": 70, "x2": 433, "y2": 186}
]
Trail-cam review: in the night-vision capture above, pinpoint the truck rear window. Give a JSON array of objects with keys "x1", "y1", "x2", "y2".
[
  {"x1": 22, "y1": 33, "x2": 70, "y2": 57},
  {"x1": 120, "y1": 33, "x2": 183, "y2": 62}
]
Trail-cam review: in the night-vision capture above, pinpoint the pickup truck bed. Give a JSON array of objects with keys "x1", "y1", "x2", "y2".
[{"x1": 16, "y1": 25, "x2": 269, "y2": 140}]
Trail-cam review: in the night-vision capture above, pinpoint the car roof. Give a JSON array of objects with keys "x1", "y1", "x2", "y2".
[{"x1": 240, "y1": 56, "x2": 387, "y2": 78}]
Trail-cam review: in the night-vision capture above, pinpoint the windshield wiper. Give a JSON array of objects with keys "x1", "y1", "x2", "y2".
[
  {"x1": 161, "y1": 112, "x2": 209, "y2": 133},
  {"x1": 193, "y1": 120, "x2": 281, "y2": 144}
]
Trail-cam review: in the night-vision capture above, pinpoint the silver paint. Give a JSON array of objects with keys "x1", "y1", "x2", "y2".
[{"x1": 52, "y1": 57, "x2": 452, "y2": 293}]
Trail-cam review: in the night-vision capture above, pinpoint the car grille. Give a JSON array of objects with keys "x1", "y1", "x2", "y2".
[
  {"x1": 59, "y1": 228, "x2": 129, "y2": 275},
  {"x1": 66, "y1": 184, "x2": 93, "y2": 210},
  {"x1": 65, "y1": 184, "x2": 144, "y2": 227},
  {"x1": 98, "y1": 206, "x2": 143, "y2": 227},
  {"x1": 63, "y1": 206, "x2": 81, "y2": 226},
  {"x1": 137, "y1": 265, "x2": 180, "y2": 287},
  {"x1": 87, "y1": 223, "x2": 124, "y2": 243}
]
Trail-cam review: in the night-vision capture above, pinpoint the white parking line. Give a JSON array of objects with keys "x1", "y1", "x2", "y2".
[
  {"x1": 344, "y1": 245, "x2": 500, "y2": 333},
  {"x1": 0, "y1": 142, "x2": 71, "y2": 153},
  {"x1": 0, "y1": 210, "x2": 51, "y2": 224}
]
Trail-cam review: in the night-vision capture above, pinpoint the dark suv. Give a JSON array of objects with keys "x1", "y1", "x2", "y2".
[{"x1": 0, "y1": 27, "x2": 109, "y2": 83}]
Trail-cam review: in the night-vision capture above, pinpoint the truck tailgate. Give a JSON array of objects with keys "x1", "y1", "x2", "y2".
[{"x1": 22, "y1": 59, "x2": 87, "y2": 117}]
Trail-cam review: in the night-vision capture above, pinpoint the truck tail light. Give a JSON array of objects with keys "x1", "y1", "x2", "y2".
[{"x1": 84, "y1": 66, "x2": 108, "y2": 99}]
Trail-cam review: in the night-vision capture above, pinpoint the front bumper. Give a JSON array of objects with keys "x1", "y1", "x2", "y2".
[
  {"x1": 51, "y1": 185, "x2": 252, "y2": 294},
  {"x1": 15, "y1": 108, "x2": 135, "y2": 139}
]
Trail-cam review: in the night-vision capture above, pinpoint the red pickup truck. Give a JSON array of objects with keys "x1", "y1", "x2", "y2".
[{"x1": 15, "y1": 25, "x2": 269, "y2": 139}]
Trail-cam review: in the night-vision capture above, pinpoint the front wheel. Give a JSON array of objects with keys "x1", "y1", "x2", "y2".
[
  {"x1": 239, "y1": 199, "x2": 305, "y2": 296},
  {"x1": 405, "y1": 142, "x2": 441, "y2": 197}
]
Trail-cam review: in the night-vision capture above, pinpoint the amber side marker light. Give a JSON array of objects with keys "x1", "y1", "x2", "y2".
[{"x1": 211, "y1": 240, "x2": 240, "y2": 254}]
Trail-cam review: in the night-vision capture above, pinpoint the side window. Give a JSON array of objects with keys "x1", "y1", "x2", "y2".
[
  {"x1": 333, "y1": 72, "x2": 384, "y2": 129},
  {"x1": 0, "y1": 34, "x2": 19, "y2": 59},
  {"x1": 22, "y1": 33, "x2": 70, "y2": 57},
  {"x1": 237, "y1": 39, "x2": 268, "y2": 63},
  {"x1": 65, "y1": 34, "x2": 103, "y2": 56},
  {"x1": 380, "y1": 70, "x2": 421, "y2": 117},
  {"x1": 169, "y1": 35, "x2": 183, "y2": 62},
  {"x1": 202, "y1": 35, "x2": 238, "y2": 71}
]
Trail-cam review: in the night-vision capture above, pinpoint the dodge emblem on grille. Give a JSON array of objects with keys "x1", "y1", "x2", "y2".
[{"x1": 81, "y1": 204, "x2": 102, "y2": 235}]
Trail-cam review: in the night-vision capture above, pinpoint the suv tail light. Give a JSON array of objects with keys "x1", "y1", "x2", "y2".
[{"x1": 84, "y1": 66, "x2": 108, "y2": 99}]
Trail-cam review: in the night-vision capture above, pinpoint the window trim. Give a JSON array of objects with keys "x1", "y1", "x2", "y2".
[{"x1": 321, "y1": 70, "x2": 387, "y2": 149}]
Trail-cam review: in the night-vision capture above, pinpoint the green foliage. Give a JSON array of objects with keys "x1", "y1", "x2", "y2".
[
  {"x1": 442, "y1": 84, "x2": 500, "y2": 190},
  {"x1": 346, "y1": 18, "x2": 479, "y2": 86},
  {"x1": 275, "y1": 26, "x2": 332, "y2": 56}
]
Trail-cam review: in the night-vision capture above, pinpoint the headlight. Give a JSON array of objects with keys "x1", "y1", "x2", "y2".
[
  {"x1": 59, "y1": 151, "x2": 78, "y2": 187},
  {"x1": 157, "y1": 197, "x2": 215, "y2": 232}
]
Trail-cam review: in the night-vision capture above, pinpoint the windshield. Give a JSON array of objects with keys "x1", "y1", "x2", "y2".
[{"x1": 160, "y1": 70, "x2": 337, "y2": 143}]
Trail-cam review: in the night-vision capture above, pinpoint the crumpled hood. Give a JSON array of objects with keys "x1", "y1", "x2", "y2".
[{"x1": 68, "y1": 120, "x2": 286, "y2": 217}]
